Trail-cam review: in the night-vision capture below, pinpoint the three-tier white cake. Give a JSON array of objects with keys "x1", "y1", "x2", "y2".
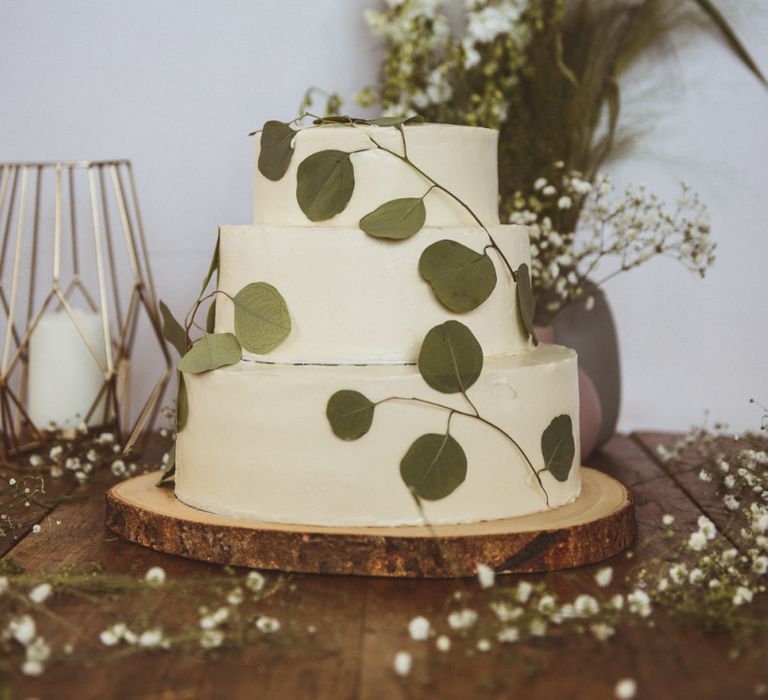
[{"x1": 175, "y1": 122, "x2": 581, "y2": 527}]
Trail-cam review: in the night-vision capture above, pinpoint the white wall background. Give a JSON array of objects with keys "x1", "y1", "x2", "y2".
[{"x1": 1, "y1": 0, "x2": 766, "y2": 434}]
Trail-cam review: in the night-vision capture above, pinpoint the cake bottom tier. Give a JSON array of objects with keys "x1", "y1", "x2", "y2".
[{"x1": 175, "y1": 344, "x2": 581, "y2": 527}]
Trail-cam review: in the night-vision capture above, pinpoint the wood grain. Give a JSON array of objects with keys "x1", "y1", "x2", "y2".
[
  {"x1": 104, "y1": 468, "x2": 635, "y2": 577},
  {"x1": 2, "y1": 433, "x2": 766, "y2": 700}
]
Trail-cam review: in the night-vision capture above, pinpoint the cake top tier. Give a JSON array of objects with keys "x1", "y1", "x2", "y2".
[{"x1": 252, "y1": 123, "x2": 500, "y2": 227}]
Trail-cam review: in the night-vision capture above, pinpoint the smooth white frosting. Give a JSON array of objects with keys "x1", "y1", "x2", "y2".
[
  {"x1": 215, "y1": 224, "x2": 532, "y2": 363},
  {"x1": 253, "y1": 124, "x2": 500, "y2": 227},
  {"x1": 175, "y1": 344, "x2": 581, "y2": 527}
]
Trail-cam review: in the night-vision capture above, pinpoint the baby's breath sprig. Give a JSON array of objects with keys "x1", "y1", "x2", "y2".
[
  {"x1": 0, "y1": 560, "x2": 318, "y2": 680},
  {"x1": 511, "y1": 169, "x2": 716, "y2": 324},
  {"x1": 392, "y1": 406, "x2": 767, "y2": 687}
]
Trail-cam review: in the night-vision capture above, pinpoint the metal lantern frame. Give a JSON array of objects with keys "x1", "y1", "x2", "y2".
[{"x1": 0, "y1": 159, "x2": 171, "y2": 457}]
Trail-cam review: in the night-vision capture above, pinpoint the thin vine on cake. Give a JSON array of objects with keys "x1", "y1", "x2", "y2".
[{"x1": 256, "y1": 115, "x2": 576, "y2": 507}]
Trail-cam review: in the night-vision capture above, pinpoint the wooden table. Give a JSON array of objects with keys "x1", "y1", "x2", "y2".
[{"x1": 3, "y1": 433, "x2": 766, "y2": 699}]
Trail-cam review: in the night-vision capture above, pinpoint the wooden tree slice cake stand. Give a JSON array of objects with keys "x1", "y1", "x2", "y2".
[{"x1": 105, "y1": 467, "x2": 634, "y2": 578}]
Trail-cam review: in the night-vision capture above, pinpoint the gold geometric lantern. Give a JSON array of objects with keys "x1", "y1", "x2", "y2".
[{"x1": 0, "y1": 160, "x2": 171, "y2": 458}]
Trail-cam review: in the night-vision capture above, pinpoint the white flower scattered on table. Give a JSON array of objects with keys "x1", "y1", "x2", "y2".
[
  {"x1": 144, "y1": 566, "x2": 166, "y2": 586},
  {"x1": 408, "y1": 615, "x2": 431, "y2": 641},
  {"x1": 614, "y1": 678, "x2": 637, "y2": 699},
  {"x1": 393, "y1": 650, "x2": 412, "y2": 676}
]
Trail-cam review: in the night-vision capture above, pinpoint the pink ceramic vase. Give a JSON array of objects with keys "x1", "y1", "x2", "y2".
[{"x1": 534, "y1": 325, "x2": 603, "y2": 462}]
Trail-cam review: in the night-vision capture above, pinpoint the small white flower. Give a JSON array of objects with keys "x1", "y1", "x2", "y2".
[
  {"x1": 733, "y1": 586, "x2": 753, "y2": 606},
  {"x1": 144, "y1": 567, "x2": 166, "y2": 586},
  {"x1": 393, "y1": 650, "x2": 412, "y2": 676},
  {"x1": 752, "y1": 555, "x2": 768, "y2": 575},
  {"x1": 537, "y1": 595, "x2": 556, "y2": 614},
  {"x1": 408, "y1": 616, "x2": 431, "y2": 641},
  {"x1": 26, "y1": 636, "x2": 50, "y2": 663},
  {"x1": 199, "y1": 615, "x2": 217, "y2": 631},
  {"x1": 698, "y1": 469, "x2": 712, "y2": 482},
  {"x1": 542, "y1": 185, "x2": 557, "y2": 197},
  {"x1": 529, "y1": 619, "x2": 547, "y2": 637},
  {"x1": 97, "y1": 432, "x2": 115, "y2": 444},
  {"x1": 436, "y1": 634, "x2": 451, "y2": 652},
  {"x1": 476, "y1": 638, "x2": 491, "y2": 652},
  {"x1": 100, "y1": 628, "x2": 120, "y2": 646},
  {"x1": 497, "y1": 626, "x2": 519, "y2": 643},
  {"x1": 212, "y1": 607, "x2": 229, "y2": 625},
  {"x1": 557, "y1": 195, "x2": 572, "y2": 210},
  {"x1": 49, "y1": 445, "x2": 63, "y2": 460},
  {"x1": 657, "y1": 578, "x2": 669, "y2": 592},
  {"x1": 697, "y1": 516, "x2": 716, "y2": 540},
  {"x1": 21, "y1": 660, "x2": 44, "y2": 676},
  {"x1": 256, "y1": 616, "x2": 280, "y2": 633},
  {"x1": 227, "y1": 588, "x2": 244, "y2": 606},
  {"x1": 448, "y1": 608, "x2": 478, "y2": 630},
  {"x1": 610, "y1": 594, "x2": 624, "y2": 610},
  {"x1": 246, "y1": 571, "x2": 265, "y2": 592},
  {"x1": 594, "y1": 566, "x2": 613, "y2": 587},
  {"x1": 688, "y1": 568, "x2": 704, "y2": 584},
  {"x1": 627, "y1": 590, "x2": 651, "y2": 617},
  {"x1": 515, "y1": 581, "x2": 533, "y2": 603},
  {"x1": 574, "y1": 594, "x2": 599, "y2": 617},
  {"x1": 75, "y1": 470, "x2": 87, "y2": 484},
  {"x1": 10, "y1": 615, "x2": 36, "y2": 645},
  {"x1": 590, "y1": 623, "x2": 615, "y2": 641},
  {"x1": 724, "y1": 474, "x2": 736, "y2": 489},
  {"x1": 614, "y1": 677, "x2": 637, "y2": 699},
  {"x1": 32, "y1": 524, "x2": 41, "y2": 534},
  {"x1": 533, "y1": 177, "x2": 548, "y2": 191},
  {"x1": 662, "y1": 514, "x2": 675, "y2": 526},
  {"x1": 200, "y1": 629, "x2": 224, "y2": 649},
  {"x1": 28, "y1": 583, "x2": 52, "y2": 604},
  {"x1": 688, "y1": 531, "x2": 707, "y2": 551},
  {"x1": 476, "y1": 563, "x2": 495, "y2": 589},
  {"x1": 491, "y1": 602, "x2": 523, "y2": 622},
  {"x1": 724, "y1": 495, "x2": 740, "y2": 511},
  {"x1": 138, "y1": 628, "x2": 163, "y2": 648},
  {"x1": 29, "y1": 455, "x2": 44, "y2": 467}
]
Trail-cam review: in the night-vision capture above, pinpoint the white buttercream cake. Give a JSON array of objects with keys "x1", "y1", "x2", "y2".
[{"x1": 175, "y1": 122, "x2": 581, "y2": 527}]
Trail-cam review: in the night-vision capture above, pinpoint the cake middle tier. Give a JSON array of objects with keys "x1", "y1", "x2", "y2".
[{"x1": 215, "y1": 224, "x2": 532, "y2": 363}]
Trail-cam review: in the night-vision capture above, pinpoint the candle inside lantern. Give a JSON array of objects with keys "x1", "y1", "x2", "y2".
[{"x1": 27, "y1": 309, "x2": 108, "y2": 430}]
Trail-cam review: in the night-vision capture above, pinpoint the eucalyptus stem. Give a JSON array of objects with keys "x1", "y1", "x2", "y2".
[
  {"x1": 377, "y1": 395, "x2": 550, "y2": 506},
  {"x1": 364, "y1": 134, "x2": 518, "y2": 282}
]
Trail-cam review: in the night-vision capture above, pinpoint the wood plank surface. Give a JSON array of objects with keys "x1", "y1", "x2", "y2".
[{"x1": 3, "y1": 433, "x2": 766, "y2": 700}]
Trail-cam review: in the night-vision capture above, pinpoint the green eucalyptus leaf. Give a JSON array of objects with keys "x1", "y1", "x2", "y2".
[
  {"x1": 326, "y1": 390, "x2": 375, "y2": 440},
  {"x1": 159, "y1": 300, "x2": 187, "y2": 356},
  {"x1": 370, "y1": 116, "x2": 409, "y2": 127},
  {"x1": 419, "y1": 240, "x2": 497, "y2": 312},
  {"x1": 205, "y1": 300, "x2": 216, "y2": 334},
  {"x1": 200, "y1": 235, "x2": 220, "y2": 295},
  {"x1": 400, "y1": 433, "x2": 467, "y2": 500},
  {"x1": 359, "y1": 197, "x2": 426, "y2": 240},
  {"x1": 418, "y1": 320, "x2": 483, "y2": 394},
  {"x1": 296, "y1": 149, "x2": 355, "y2": 221},
  {"x1": 258, "y1": 120, "x2": 297, "y2": 181},
  {"x1": 178, "y1": 333, "x2": 241, "y2": 374},
  {"x1": 176, "y1": 373, "x2": 188, "y2": 431},
  {"x1": 541, "y1": 414, "x2": 576, "y2": 482},
  {"x1": 313, "y1": 115, "x2": 370, "y2": 125},
  {"x1": 516, "y1": 262, "x2": 539, "y2": 346},
  {"x1": 156, "y1": 443, "x2": 176, "y2": 488},
  {"x1": 233, "y1": 282, "x2": 291, "y2": 353}
]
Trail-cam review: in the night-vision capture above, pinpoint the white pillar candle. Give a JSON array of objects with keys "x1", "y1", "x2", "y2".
[{"x1": 27, "y1": 309, "x2": 108, "y2": 430}]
